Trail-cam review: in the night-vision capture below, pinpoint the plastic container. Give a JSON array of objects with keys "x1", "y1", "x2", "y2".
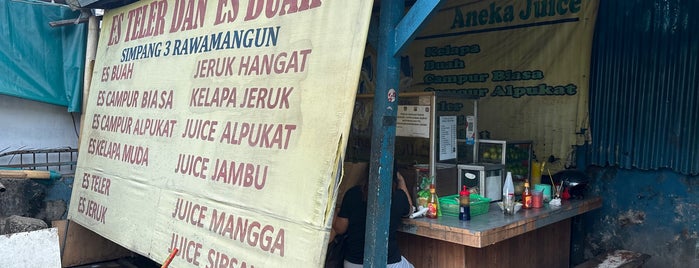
[
  {"x1": 534, "y1": 184, "x2": 552, "y2": 202},
  {"x1": 532, "y1": 190, "x2": 543, "y2": 208},
  {"x1": 440, "y1": 194, "x2": 491, "y2": 217}
]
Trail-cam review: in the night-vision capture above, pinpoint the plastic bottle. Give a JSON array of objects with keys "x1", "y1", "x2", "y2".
[
  {"x1": 459, "y1": 185, "x2": 470, "y2": 221},
  {"x1": 503, "y1": 172, "x2": 514, "y2": 199},
  {"x1": 503, "y1": 172, "x2": 515, "y2": 215},
  {"x1": 522, "y1": 181, "x2": 532, "y2": 209},
  {"x1": 426, "y1": 184, "x2": 439, "y2": 219}
]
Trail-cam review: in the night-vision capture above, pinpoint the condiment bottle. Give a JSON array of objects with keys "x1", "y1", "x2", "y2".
[
  {"x1": 562, "y1": 187, "x2": 571, "y2": 200},
  {"x1": 459, "y1": 185, "x2": 470, "y2": 221},
  {"x1": 522, "y1": 181, "x2": 532, "y2": 209},
  {"x1": 426, "y1": 184, "x2": 439, "y2": 219}
]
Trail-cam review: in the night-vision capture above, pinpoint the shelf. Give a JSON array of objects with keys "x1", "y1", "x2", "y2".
[{"x1": 477, "y1": 140, "x2": 533, "y2": 181}]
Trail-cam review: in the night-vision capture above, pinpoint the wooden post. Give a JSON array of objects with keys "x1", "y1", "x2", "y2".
[
  {"x1": 365, "y1": 0, "x2": 404, "y2": 266},
  {"x1": 366, "y1": 0, "x2": 445, "y2": 266}
]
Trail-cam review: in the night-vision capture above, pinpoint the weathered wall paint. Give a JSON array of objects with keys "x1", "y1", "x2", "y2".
[
  {"x1": 0, "y1": 94, "x2": 79, "y2": 153},
  {"x1": 579, "y1": 165, "x2": 699, "y2": 267}
]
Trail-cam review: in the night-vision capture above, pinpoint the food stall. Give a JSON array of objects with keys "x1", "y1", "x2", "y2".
[
  {"x1": 346, "y1": 91, "x2": 602, "y2": 267},
  {"x1": 398, "y1": 197, "x2": 602, "y2": 267},
  {"x1": 349, "y1": 91, "x2": 480, "y2": 198}
]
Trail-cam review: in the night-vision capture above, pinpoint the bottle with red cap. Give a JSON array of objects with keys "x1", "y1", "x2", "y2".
[
  {"x1": 426, "y1": 184, "x2": 439, "y2": 219},
  {"x1": 459, "y1": 185, "x2": 471, "y2": 221}
]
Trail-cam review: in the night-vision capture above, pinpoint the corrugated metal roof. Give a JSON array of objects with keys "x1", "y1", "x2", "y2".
[{"x1": 589, "y1": 0, "x2": 699, "y2": 174}]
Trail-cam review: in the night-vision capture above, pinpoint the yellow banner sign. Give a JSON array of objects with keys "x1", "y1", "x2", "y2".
[
  {"x1": 403, "y1": 0, "x2": 599, "y2": 160},
  {"x1": 68, "y1": 0, "x2": 374, "y2": 266}
]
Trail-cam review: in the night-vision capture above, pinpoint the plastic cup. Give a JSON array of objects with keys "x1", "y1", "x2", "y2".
[
  {"x1": 504, "y1": 194, "x2": 515, "y2": 215},
  {"x1": 532, "y1": 190, "x2": 543, "y2": 208}
]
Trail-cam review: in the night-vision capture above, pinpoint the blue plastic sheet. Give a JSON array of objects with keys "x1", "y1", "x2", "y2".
[{"x1": 0, "y1": 0, "x2": 87, "y2": 112}]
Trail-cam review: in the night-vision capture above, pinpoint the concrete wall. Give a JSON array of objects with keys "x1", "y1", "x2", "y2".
[
  {"x1": 0, "y1": 94, "x2": 79, "y2": 224},
  {"x1": 580, "y1": 165, "x2": 699, "y2": 267},
  {"x1": 0, "y1": 94, "x2": 79, "y2": 154}
]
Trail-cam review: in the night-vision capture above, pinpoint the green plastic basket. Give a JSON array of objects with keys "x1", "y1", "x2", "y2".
[{"x1": 439, "y1": 194, "x2": 491, "y2": 217}]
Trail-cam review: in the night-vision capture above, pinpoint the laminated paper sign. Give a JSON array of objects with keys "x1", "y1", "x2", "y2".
[
  {"x1": 67, "y1": 1, "x2": 374, "y2": 267},
  {"x1": 396, "y1": 105, "x2": 431, "y2": 138}
]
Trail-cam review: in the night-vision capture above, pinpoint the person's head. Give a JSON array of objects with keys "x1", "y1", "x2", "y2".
[{"x1": 362, "y1": 160, "x2": 400, "y2": 201}]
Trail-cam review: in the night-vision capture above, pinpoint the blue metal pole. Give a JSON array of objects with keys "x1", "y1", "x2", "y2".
[{"x1": 364, "y1": 0, "x2": 403, "y2": 266}]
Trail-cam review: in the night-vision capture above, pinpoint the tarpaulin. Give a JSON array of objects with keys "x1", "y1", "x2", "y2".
[
  {"x1": 400, "y1": 0, "x2": 599, "y2": 161},
  {"x1": 0, "y1": 0, "x2": 86, "y2": 112},
  {"x1": 67, "y1": 0, "x2": 374, "y2": 266}
]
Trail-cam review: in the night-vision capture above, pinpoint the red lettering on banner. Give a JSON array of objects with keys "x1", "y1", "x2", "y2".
[
  {"x1": 190, "y1": 87, "x2": 238, "y2": 107},
  {"x1": 168, "y1": 232, "x2": 203, "y2": 266},
  {"x1": 219, "y1": 122, "x2": 296, "y2": 149},
  {"x1": 214, "y1": 0, "x2": 240, "y2": 25},
  {"x1": 90, "y1": 174, "x2": 111, "y2": 196},
  {"x1": 124, "y1": 0, "x2": 168, "y2": 42},
  {"x1": 170, "y1": 0, "x2": 207, "y2": 33},
  {"x1": 96, "y1": 90, "x2": 140, "y2": 107},
  {"x1": 93, "y1": 114, "x2": 133, "y2": 134},
  {"x1": 194, "y1": 57, "x2": 236, "y2": 78},
  {"x1": 240, "y1": 87, "x2": 292, "y2": 109},
  {"x1": 238, "y1": 49, "x2": 311, "y2": 76},
  {"x1": 87, "y1": 138, "x2": 149, "y2": 167},
  {"x1": 210, "y1": 158, "x2": 268, "y2": 190},
  {"x1": 78, "y1": 196, "x2": 107, "y2": 224},
  {"x1": 206, "y1": 247, "x2": 257, "y2": 268},
  {"x1": 181, "y1": 119, "x2": 218, "y2": 141},
  {"x1": 107, "y1": 13, "x2": 124, "y2": 46},
  {"x1": 171, "y1": 197, "x2": 207, "y2": 228},
  {"x1": 80, "y1": 173, "x2": 90, "y2": 189},
  {"x1": 141, "y1": 89, "x2": 173, "y2": 109},
  {"x1": 208, "y1": 209, "x2": 285, "y2": 256},
  {"x1": 132, "y1": 118, "x2": 177, "y2": 137},
  {"x1": 175, "y1": 153, "x2": 210, "y2": 179},
  {"x1": 244, "y1": 0, "x2": 323, "y2": 21},
  {"x1": 110, "y1": 63, "x2": 134, "y2": 81},
  {"x1": 87, "y1": 138, "x2": 121, "y2": 161},
  {"x1": 122, "y1": 144, "x2": 149, "y2": 166}
]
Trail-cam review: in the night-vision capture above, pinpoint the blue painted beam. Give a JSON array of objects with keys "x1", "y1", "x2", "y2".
[
  {"x1": 394, "y1": 0, "x2": 445, "y2": 56},
  {"x1": 365, "y1": 0, "x2": 404, "y2": 266}
]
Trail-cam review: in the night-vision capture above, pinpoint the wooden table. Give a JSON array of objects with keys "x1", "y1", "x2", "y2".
[{"x1": 397, "y1": 197, "x2": 602, "y2": 268}]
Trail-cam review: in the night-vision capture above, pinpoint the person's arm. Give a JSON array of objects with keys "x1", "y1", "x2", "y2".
[
  {"x1": 329, "y1": 216, "x2": 348, "y2": 242},
  {"x1": 333, "y1": 189, "x2": 352, "y2": 237},
  {"x1": 332, "y1": 215, "x2": 349, "y2": 236},
  {"x1": 395, "y1": 171, "x2": 413, "y2": 216}
]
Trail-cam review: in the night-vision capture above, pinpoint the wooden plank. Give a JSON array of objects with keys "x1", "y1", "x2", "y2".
[
  {"x1": 53, "y1": 220, "x2": 133, "y2": 267},
  {"x1": 399, "y1": 197, "x2": 602, "y2": 247},
  {"x1": 398, "y1": 232, "x2": 464, "y2": 268},
  {"x1": 0, "y1": 170, "x2": 52, "y2": 179},
  {"x1": 1, "y1": 161, "x2": 77, "y2": 169},
  {"x1": 398, "y1": 219, "x2": 571, "y2": 268}
]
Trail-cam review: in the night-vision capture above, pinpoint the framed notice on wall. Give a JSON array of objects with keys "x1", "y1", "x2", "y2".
[
  {"x1": 439, "y1": 116, "x2": 457, "y2": 161},
  {"x1": 396, "y1": 105, "x2": 431, "y2": 138},
  {"x1": 67, "y1": 1, "x2": 374, "y2": 267}
]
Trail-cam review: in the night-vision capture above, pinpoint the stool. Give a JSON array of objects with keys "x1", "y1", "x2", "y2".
[{"x1": 574, "y1": 250, "x2": 651, "y2": 268}]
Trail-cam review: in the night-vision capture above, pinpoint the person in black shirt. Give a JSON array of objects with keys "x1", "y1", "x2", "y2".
[{"x1": 332, "y1": 167, "x2": 414, "y2": 268}]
